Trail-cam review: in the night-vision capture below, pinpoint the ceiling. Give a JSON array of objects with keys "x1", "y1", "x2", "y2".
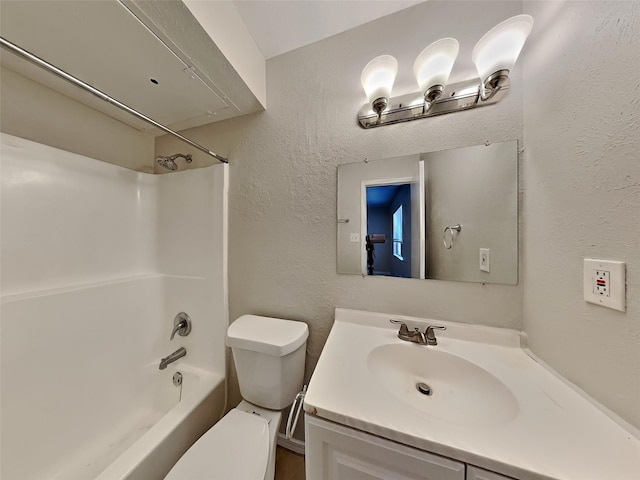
[
  {"x1": 0, "y1": 0, "x2": 265, "y2": 134},
  {"x1": 232, "y1": 0, "x2": 425, "y2": 59}
]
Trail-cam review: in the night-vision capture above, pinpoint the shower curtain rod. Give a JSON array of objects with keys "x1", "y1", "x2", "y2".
[{"x1": 0, "y1": 36, "x2": 229, "y2": 164}]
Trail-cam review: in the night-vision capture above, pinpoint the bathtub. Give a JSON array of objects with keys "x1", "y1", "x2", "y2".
[
  {"x1": 1, "y1": 275, "x2": 227, "y2": 480},
  {"x1": 93, "y1": 366, "x2": 225, "y2": 480}
]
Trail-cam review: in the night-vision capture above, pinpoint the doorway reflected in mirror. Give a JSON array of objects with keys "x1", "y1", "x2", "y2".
[{"x1": 365, "y1": 184, "x2": 412, "y2": 278}]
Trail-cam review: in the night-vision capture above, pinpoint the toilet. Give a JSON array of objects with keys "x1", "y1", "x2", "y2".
[{"x1": 165, "y1": 314, "x2": 308, "y2": 480}]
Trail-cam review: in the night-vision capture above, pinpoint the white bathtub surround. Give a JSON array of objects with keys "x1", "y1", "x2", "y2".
[
  {"x1": 0, "y1": 133, "x2": 157, "y2": 294},
  {"x1": 0, "y1": 134, "x2": 228, "y2": 480},
  {"x1": 304, "y1": 309, "x2": 640, "y2": 480}
]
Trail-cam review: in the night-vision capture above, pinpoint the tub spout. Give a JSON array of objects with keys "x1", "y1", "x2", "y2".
[{"x1": 159, "y1": 347, "x2": 186, "y2": 370}]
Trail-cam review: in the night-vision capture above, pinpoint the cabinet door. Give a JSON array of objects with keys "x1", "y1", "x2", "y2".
[
  {"x1": 467, "y1": 465, "x2": 515, "y2": 480},
  {"x1": 306, "y1": 415, "x2": 464, "y2": 480}
]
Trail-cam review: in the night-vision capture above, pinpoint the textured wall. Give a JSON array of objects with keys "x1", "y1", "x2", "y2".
[
  {"x1": 522, "y1": 1, "x2": 640, "y2": 428},
  {"x1": 156, "y1": 1, "x2": 525, "y2": 408}
]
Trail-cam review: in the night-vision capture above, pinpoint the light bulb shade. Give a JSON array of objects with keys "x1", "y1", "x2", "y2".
[
  {"x1": 472, "y1": 14, "x2": 533, "y2": 84},
  {"x1": 413, "y1": 38, "x2": 459, "y2": 97},
  {"x1": 360, "y1": 55, "x2": 398, "y2": 103}
]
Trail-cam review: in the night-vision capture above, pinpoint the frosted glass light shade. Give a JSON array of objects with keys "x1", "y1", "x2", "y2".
[
  {"x1": 413, "y1": 38, "x2": 459, "y2": 96},
  {"x1": 472, "y1": 15, "x2": 533, "y2": 84},
  {"x1": 360, "y1": 55, "x2": 398, "y2": 102}
]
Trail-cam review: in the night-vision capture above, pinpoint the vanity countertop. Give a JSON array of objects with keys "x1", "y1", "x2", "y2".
[{"x1": 303, "y1": 308, "x2": 640, "y2": 480}]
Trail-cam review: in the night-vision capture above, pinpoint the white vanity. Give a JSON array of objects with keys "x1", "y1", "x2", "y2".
[{"x1": 303, "y1": 309, "x2": 640, "y2": 480}]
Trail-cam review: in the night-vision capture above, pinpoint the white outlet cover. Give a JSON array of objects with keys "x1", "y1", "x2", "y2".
[
  {"x1": 480, "y1": 248, "x2": 490, "y2": 273},
  {"x1": 350, "y1": 233, "x2": 360, "y2": 243},
  {"x1": 583, "y1": 259, "x2": 626, "y2": 312}
]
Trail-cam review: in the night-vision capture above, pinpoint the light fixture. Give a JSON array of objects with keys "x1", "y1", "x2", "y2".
[
  {"x1": 413, "y1": 38, "x2": 459, "y2": 112},
  {"x1": 472, "y1": 14, "x2": 533, "y2": 100},
  {"x1": 360, "y1": 55, "x2": 398, "y2": 117},
  {"x1": 357, "y1": 15, "x2": 533, "y2": 129}
]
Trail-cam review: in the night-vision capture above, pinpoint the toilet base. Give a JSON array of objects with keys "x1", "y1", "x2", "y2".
[{"x1": 235, "y1": 400, "x2": 283, "y2": 480}]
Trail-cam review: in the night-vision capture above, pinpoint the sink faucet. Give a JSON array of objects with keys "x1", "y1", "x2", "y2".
[
  {"x1": 390, "y1": 320, "x2": 446, "y2": 346},
  {"x1": 159, "y1": 347, "x2": 186, "y2": 370},
  {"x1": 424, "y1": 325, "x2": 446, "y2": 345}
]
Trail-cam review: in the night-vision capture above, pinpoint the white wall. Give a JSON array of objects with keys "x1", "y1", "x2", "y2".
[
  {"x1": 156, "y1": 1, "x2": 525, "y2": 407},
  {"x1": 182, "y1": 0, "x2": 266, "y2": 108},
  {"x1": 0, "y1": 67, "x2": 155, "y2": 172},
  {"x1": 522, "y1": 1, "x2": 640, "y2": 428}
]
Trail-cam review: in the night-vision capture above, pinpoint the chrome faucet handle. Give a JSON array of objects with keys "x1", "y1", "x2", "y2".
[
  {"x1": 424, "y1": 325, "x2": 447, "y2": 345},
  {"x1": 170, "y1": 321, "x2": 186, "y2": 341},
  {"x1": 389, "y1": 319, "x2": 411, "y2": 339},
  {"x1": 170, "y1": 312, "x2": 192, "y2": 340}
]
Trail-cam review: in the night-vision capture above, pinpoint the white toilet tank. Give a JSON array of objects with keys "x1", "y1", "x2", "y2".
[{"x1": 226, "y1": 315, "x2": 308, "y2": 410}]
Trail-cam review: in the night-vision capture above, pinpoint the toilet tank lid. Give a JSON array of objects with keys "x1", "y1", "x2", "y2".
[{"x1": 226, "y1": 315, "x2": 309, "y2": 356}]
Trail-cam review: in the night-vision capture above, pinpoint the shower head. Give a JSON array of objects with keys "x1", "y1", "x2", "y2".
[
  {"x1": 156, "y1": 157, "x2": 178, "y2": 170},
  {"x1": 156, "y1": 153, "x2": 193, "y2": 171}
]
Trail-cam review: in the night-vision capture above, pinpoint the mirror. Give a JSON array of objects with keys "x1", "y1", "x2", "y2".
[{"x1": 337, "y1": 140, "x2": 518, "y2": 284}]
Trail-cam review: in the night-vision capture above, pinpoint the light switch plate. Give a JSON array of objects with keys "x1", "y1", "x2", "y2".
[
  {"x1": 479, "y1": 248, "x2": 490, "y2": 273},
  {"x1": 583, "y1": 259, "x2": 626, "y2": 312}
]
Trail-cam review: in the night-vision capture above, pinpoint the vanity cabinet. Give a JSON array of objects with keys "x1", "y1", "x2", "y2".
[
  {"x1": 304, "y1": 310, "x2": 640, "y2": 480},
  {"x1": 306, "y1": 415, "x2": 517, "y2": 480},
  {"x1": 306, "y1": 415, "x2": 465, "y2": 480}
]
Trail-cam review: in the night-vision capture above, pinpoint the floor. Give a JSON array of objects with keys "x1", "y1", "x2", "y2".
[{"x1": 275, "y1": 446, "x2": 306, "y2": 480}]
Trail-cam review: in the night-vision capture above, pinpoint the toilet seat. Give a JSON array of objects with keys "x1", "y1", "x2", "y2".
[{"x1": 164, "y1": 408, "x2": 269, "y2": 480}]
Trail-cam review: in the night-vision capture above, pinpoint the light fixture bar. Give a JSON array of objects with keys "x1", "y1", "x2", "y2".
[{"x1": 357, "y1": 78, "x2": 509, "y2": 129}]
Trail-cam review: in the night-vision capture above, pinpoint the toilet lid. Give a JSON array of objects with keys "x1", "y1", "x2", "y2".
[{"x1": 164, "y1": 409, "x2": 269, "y2": 480}]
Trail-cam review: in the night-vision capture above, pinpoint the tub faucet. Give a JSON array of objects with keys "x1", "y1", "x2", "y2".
[{"x1": 159, "y1": 347, "x2": 186, "y2": 370}]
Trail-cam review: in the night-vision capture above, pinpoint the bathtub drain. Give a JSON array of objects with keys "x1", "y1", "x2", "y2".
[{"x1": 173, "y1": 372, "x2": 183, "y2": 387}]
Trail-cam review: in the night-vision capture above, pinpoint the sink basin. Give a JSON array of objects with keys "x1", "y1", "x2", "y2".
[{"x1": 367, "y1": 344, "x2": 519, "y2": 426}]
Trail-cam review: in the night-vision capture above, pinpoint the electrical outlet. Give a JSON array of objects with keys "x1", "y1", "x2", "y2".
[
  {"x1": 583, "y1": 259, "x2": 625, "y2": 312},
  {"x1": 593, "y1": 270, "x2": 610, "y2": 297},
  {"x1": 350, "y1": 233, "x2": 360, "y2": 243},
  {"x1": 479, "y1": 248, "x2": 490, "y2": 273}
]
